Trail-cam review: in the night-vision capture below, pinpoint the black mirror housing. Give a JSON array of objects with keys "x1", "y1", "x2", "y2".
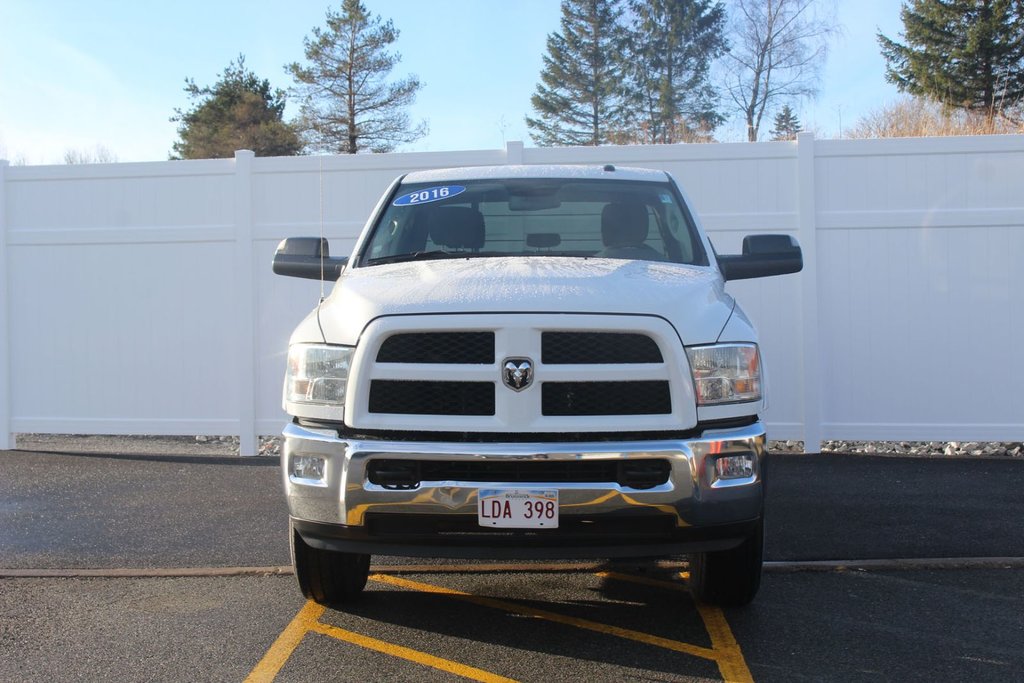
[
  {"x1": 272, "y1": 237, "x2": 348, "y2": 280},
  {"x1": 718, "y1": 234, "x2": 803, "y2": 281}
]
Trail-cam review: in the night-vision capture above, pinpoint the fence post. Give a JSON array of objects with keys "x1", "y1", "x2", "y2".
[
  {"x1": 0, "y1": 160, "x2": 12, "y2": 450},
  {"x1": 505, "y1": 140, "x2": 524, "y2": 165},
  {"x1": 796, "y1": 133, "x2": 822, "y2": 452},
  {"x1": 234, "y1": 150, "x2": 258, "y2": 456}
]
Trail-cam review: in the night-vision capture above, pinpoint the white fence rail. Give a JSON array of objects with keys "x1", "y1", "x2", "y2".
[{"x1": 1, "y1": 134, "x2": 1022, "y2": 454}]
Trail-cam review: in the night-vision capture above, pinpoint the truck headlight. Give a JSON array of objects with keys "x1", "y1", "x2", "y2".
[
  {"x1": 285, "y1": 344, "x2": 353, "y2": 407},
  {"x1": 686, "y1": 344, "x2": 761, "y2": 405}
]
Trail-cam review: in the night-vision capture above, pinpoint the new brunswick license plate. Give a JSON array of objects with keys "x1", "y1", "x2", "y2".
[{"x1": 477, "y1": 489, "x2": 559, "y2": 529}]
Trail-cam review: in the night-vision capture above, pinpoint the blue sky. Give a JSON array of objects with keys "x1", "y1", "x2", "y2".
[{"x1": 0, "y1": 0, "x2": 903, "y2": 164}]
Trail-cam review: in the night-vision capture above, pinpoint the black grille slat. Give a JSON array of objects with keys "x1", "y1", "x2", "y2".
[
  {"x1": 542, "y1": 332, "x2": 663, "y2": 364},
  {"x1": 542, "y1": 381, "x2": 671, "y2": 416},
  {"x1": 377, "y1": 332, "x2": 494, "y2": 364},
  {"x1": 367, "y1": 458, "x2": 671, "y2": 489},
  {"x1": 369, "y1": 381, "x2": 494, "y2": 415}
]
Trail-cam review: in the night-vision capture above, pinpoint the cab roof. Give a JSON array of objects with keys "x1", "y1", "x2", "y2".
[{"x1": 401, "y1": 164, "x2": 671, "y2": 184}]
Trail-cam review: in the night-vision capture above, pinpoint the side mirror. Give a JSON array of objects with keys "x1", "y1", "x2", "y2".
[
  {"x1": 717, "y1": 234, "x2": 803, "y2": 281},
  {"x1": 272, "y1": 237, "x2": 348, "y2": 280}
]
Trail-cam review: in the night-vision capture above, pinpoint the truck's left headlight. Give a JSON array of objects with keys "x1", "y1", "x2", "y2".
[
  {"x1": 686, "y1": 343, "x2": 762, "y2": 406},
  {"x1": 285, "y1": 344, "x2": 353, "y2": 408}
]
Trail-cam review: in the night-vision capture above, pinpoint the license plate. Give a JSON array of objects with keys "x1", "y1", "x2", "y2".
[{"x1": 477, "y1": 488, "x2": 559, "y2": 529}]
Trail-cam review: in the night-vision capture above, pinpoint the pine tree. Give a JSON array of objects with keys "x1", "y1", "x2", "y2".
[
  {"x1": 769, "y1": 104, "x2": 802, "y2": 140},
  {"x1": 287, "y1": 0, "x2": 426, "y2": 154},
  {"x1": 526, "y1": 0, "x2": 627, "y2": 147},
  {"x1": 171, "y1": 56, "x2": 301, "y2": 160},
  {"x1": 618, "y1": 0, "x2": 728, "y2": 144},
  {"x1": 878, "y1": 0, "x2": 1024, "y2": 125}
]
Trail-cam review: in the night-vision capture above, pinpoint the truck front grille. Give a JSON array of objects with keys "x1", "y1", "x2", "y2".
[
  {"x1": 542, "y1": 332, "x2": 663, "y2": 364},
  {"x1": 377, "y1": 332, "x2": 494, "y2": 364},
  {"x1": 542, "y1": 381, "x2": 672, "y2": 416},
  {"x1": 355, "y1": 314, "x2": 690, "y2": 431},
  {"x1": 366, "y1": 458, "x2": 671, "y2": 489},
  {"x1": 369, "y1": 380, "x2": 495, "y2": 415}
]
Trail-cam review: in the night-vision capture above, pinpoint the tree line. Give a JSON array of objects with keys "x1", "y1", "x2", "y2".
[
  {"x1": 527, "y1": 0, "x2": 835, "y2": 145},
  {"x1": 169, "y1": 0, "x2": 1024, "y2": 160}
]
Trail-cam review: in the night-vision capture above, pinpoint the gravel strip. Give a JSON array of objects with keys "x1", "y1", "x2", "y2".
[
  {"x1": 10, "y1": 434, "x2": 1022, "y2": 459},
  {"x1": 768, "y1": 439, "x2": 1023, "y2": 457}
]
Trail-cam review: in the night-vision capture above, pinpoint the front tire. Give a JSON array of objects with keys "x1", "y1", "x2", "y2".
[
  {"x1": 290, "y1": 519, "x2": 370, "y2": 606},
  {"x1": 689, "y1": 519, "x2": 763, "y2": 607}
]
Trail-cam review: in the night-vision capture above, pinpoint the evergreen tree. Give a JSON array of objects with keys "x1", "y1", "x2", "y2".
[
  {"x1": 769, "y1": 104, "x2": 802, "y2": 140},
  {"x1": 287, "y1": 0, "x2": 426, "y2": 154},
  {"x1": 878, "y1": 0, "x2": 1024, "y2": 124},
  {"x1": 171, "y1": 56, "x2": 301, "y2": 160},
  {"x1": 527, "y1": 0, "x2": 627, "y2": 147},
  {"x1": 619, "y1": 0, "x2": 728, "y2": 144}
]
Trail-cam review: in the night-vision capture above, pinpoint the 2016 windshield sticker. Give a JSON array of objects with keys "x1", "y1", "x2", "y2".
[{"x1": 393, "y1": 185, "x2": 466, "y2": 206}]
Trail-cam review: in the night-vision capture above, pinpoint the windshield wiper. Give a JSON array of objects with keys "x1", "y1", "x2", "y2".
[{"x1": 365, "y1": 250, "x2": 466, "y2": 266}]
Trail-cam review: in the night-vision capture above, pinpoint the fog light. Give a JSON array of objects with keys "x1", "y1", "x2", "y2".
[
  {"x1": 290, "y1": 455, "x2": 326, "y2": 485},
  {"x1": 714, "y1": 454, "x2": 755, "y2": 481}
]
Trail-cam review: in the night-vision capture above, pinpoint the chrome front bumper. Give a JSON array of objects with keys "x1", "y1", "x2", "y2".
[{"x1": 282, "y1": 421, "x2": 766, "y2": 558}]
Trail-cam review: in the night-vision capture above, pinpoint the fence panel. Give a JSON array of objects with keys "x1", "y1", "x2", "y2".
[
  {"x1": 4, "y1": 161, "x2": 241, "y2": 437},
  {"x1": 2, "y1": 136, "x2": 1021, "y2": 453},
  {"x1": 814, "y1": 137, "x2": 1024, "y2": 441}
]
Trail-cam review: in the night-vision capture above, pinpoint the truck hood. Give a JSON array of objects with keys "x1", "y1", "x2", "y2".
[{"x1": 311, "y1": 257, "x2": 735, "y2": 346}]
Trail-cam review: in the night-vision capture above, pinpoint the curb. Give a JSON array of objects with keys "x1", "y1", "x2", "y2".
[{"x1": 2, "y1": 557, "x2": 1023, "y2": 579}]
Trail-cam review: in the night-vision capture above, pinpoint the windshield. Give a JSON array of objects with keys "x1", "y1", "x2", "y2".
[{"x1": 358, "y1": 178, "x2": 707, "y2": 267}]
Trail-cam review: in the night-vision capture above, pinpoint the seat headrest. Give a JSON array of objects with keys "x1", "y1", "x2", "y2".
[
  {"x1": 426, "y1": 206, "x2": 485, "y2": 250},
  {"x1": 601, "y1": 201, "x2": 649, "y2": 247}
]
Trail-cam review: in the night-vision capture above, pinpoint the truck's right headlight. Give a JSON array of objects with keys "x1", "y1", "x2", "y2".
[
  {"x1": 686, "y1": 343, "x2": 762, "y2": 406},
  {"x1": 284, "y1": 344, "x2": 353, "y2": 409}
]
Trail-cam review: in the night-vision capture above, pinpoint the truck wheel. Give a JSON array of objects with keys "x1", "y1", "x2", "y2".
[
  {"x1": 289, "y1": 520, "x2": 370, "y2": 606},
  {"x1": 689, "y1": 519, "x2": 763, "y2": 607}
]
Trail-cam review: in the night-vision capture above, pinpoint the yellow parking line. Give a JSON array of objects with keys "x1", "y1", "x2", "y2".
[
  {"x1": 308, "y1": 621, "x2": 517, "y2": 683},
  {"x1": 245, "y1": 599, "x2": 515, "y2": 683},
  {"x1": 251, "y1": 570, "x2": 751, "y2": 683},
  {"x1": 370, "y1": 573, "x2": 718, "y2": 662},
  {"x1": 695, "y1": 603, "x2": 754, "y2": 683},
  {"x1": 244, "y1": 600, "x2": 324, "y2": 683},
  {"x1": 597, "y1": 570, "x2": 753, "y2": 683}
]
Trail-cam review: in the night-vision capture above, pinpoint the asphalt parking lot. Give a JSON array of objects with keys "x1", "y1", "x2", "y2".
[{"x1": 2, "y1": 436, "x2": 1023, "y2": 682}]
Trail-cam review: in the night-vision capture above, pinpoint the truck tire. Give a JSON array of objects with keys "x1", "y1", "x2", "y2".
[
  {"x1": 689, "y1": 519, "x2": 763, "y2": 607},
  {"x1": 290, "y1": 519, "x2": 370, "y2": 606}
]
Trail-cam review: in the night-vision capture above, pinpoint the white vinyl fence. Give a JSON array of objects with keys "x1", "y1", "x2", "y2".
[{"x1": 1, "y1": 134, "x2": 1022, "y2": 454}]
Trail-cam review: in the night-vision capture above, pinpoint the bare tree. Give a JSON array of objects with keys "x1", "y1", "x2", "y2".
[
  {"x1": 847, "y1": 96, "x2": 1024, "y2": 139},
  {"x1": 723, "y1": 0, "x2": 838, "y2": 142},
  {"x1": 63, "y1": 145, "x2": 118, "y2": 164}
]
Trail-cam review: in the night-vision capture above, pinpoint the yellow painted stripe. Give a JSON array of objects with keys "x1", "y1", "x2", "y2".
[
  {"x1": 309, "y1": 621, "x2": 517, "y2": 683},
  {"x1": 695, "y1": 603, "x2": 754, "y2": 683},
  {"x1": 599, "y1": 570, "x2": 754, "y2": 683},
  {"x1": 244, "y1": 600, "x2": 324, "y2": 683},
  {"x1": 370, "y1": 573, "x2": 718, "y2": 662},
  {"x1": 246, "y1": 598, "x2": 515, "y2": 683}
]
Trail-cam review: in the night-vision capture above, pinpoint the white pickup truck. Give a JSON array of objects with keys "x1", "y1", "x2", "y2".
[{"x1": 272, "y1": 164, "x2": 801, "y2": 606}]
